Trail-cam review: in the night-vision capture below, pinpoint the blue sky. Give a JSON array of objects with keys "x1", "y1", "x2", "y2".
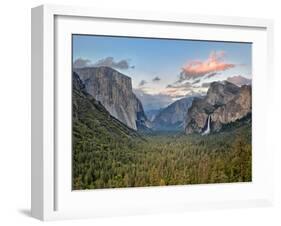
[{"x1": 73, "y1": 34, "x2": 252, "y2": 105}]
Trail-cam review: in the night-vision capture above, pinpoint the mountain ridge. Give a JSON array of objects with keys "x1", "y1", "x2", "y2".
[
  {"x1": 74, "y1": 66, "x2": 150, "y2": 130},
  {"x1": 152, "y1": 96, "x2": 196, "y2": 131},
  {"x1": 185, "y1": 81, "x2": 251, "y2": 134},
  {"x1": 72, "y1": 71, "x2": 141, "y2": 140}
]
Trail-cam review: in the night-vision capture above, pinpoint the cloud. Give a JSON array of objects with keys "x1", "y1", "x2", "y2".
[
  {"x1": 163, "y1": 78, "x2": 212, "y2": 99},
  {"x1": 152, "y1": 76, "x2": 161, "y2": 82},
  {"x1": 179, "y1": 51, "x2": 235, "y2": 81},
  {"x1": 93, "y1": 57, "x2": 133, "y2": 69},
  {"x1": 73, "y1": 58, "x2": 91, "y2": 68},
  {"x1": 192, "y1": 79, "x2": 201, "y2": 85},
  {"x1": 133, "y1": 89, "x2": 173, "y2": 111},
  {"x1": 206, "y1": 72, "x2": 218, "y2": 79},
  {"x1": 73, "y1": 57, "x2": 134, "y2": 70},
  {"x1": 163, "y1": 82, "x2": 201, "y2": 98},
  {"x1": 139, "y1": 80, "x2": 147, "y2": 87},
  {"x1": 166, "y1": 82, "x2": 192, "y2": 89}
]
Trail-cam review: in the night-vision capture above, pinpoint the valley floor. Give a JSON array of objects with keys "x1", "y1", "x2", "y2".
[{"x1": 73, "y1": 124, "x2": 252, "y2": 190}]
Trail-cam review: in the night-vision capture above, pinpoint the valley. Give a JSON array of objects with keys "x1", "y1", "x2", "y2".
[
  {"x1": 72, "y1": 67, "x2": 252, "y2": 190},
  {"x1": 73, "y1": 124, "x2": 251, "y2": 189}
]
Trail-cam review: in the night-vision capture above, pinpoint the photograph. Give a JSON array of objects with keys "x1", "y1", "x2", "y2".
[{"x1": 72, "y1": 34, "x2": 252, "y2": 190}]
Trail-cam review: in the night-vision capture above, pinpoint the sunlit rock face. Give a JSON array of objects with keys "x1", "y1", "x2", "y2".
[
  {"x1": 74, "y1": 66, "x2": 149, "y2": 130},
  {"x1": 185, "y1": 81, "x2": 251, "y2": 134}
]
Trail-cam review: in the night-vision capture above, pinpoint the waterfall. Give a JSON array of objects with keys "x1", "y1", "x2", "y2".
[{"x1": 202, "y1": 115, "x2": 211, "y2": 136}]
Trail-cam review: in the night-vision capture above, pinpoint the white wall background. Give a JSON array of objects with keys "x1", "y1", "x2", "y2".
[{"x1": 0, "y1": 0, "x2": 280, "y2": 225}]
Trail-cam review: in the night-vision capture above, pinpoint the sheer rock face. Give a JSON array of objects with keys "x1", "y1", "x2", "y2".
[
  {"x1": 205, "y1": 81, "x2": 240, "y2": 106},
  {"x1": 185, "y1": 81, "x2": 251, "y2": 134},
  {"x1": 152, "y1": 97, "x2": 195, "y2": 131},
  {"x1": 74, "y1": 66, "x2": 149, "y2": 130}
]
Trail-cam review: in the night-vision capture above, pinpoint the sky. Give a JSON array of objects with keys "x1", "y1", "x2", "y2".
[{"x1": 73, "y1": 34, "x2": 252, "y2": 110}]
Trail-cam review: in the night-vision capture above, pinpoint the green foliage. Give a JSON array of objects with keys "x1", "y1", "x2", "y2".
[
  {"x1": 73, "y1": 117, "x2": 252, "y2": 189},
  {"x1": 72, "y1": 76, "x2": 251, "y2": 190}
]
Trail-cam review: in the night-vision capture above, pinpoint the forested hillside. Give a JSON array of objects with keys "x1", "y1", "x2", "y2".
[{"x1": 72, "y1": 71, "x2": 252, "y2": 190}]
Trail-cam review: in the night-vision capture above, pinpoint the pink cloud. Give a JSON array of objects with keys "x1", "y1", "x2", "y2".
[{"x1": 180, "y1": 51, "x2": 235, "y2": 80}]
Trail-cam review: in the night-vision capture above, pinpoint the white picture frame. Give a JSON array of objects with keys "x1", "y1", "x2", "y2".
[{"x1": 31, "y1": 4, "x2": 274, "y2": 221}]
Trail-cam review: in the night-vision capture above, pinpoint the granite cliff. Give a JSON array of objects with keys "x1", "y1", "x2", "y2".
[
  {"x1": 185, "y1": 81, "x2": 251, "y2": 134},
  {"x1": 152, "y1": 97, "x2": 195, "y2": 131},
  {"x1": 74, "y1": 67, "x2": 150, "y2": 130},
  {"x1": 72, "y1": 71, "x2": 140, "y2": 138}
]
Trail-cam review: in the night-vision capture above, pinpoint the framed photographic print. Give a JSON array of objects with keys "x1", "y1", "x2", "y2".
[{"x1": 31, "y1": 4, "x2": 274, "y2": 221}]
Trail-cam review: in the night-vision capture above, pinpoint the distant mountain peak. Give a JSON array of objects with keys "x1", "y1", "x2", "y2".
[
  {"x1": 152, "y1": 96, "x2": 196, "y2": 131},
  {"x1": 226, "y1": 75, "x2": 252, "y2": 87}
]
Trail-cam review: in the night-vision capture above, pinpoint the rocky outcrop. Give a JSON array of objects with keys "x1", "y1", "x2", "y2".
[
  {"x1": 205, "y1": 81, "x2": 240, "y2": 106},
  {"x1": 152, "y1": 97, "x2": 195, "y2": 131},
  {"x1": 145, "y1": 109, "x2": 161, "y2": 122},
  {"x1": 226, "y1": 75, "x2": 252, "y2": 87},
  {"x1": 74, "y1": 66, "x2": 149, "y2": 130},
  {"x1": 72, "y1": 71, "x2": 141, "y2": 148},
  {"x1": 185, "y1": 81, "x2": 251, "y2": 134}
]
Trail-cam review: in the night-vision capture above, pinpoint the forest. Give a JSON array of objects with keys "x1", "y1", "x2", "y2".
[
  {"x1": 72, "y1": 123, "x2": 251, "y2": 190},
  {"x1": 72, "y1": 70, "x2": 252, "y2": 190},
  {"x1": 72, "y1": 35, "x2": 253, "y2": 190}
]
